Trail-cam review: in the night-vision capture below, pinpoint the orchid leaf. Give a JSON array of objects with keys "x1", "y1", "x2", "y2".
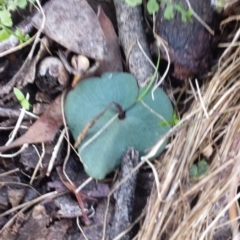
[{"x1": 65, "y1": 72, "x2": 173, "y2": 179}]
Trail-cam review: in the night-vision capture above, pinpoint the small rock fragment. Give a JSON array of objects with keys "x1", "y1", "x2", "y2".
[
  {"x1": 36, "y1": 56, "x2": 69, "y2": 94},
  {"x1": 8, "y1": 188, "x2": 25, "y2": 208}
]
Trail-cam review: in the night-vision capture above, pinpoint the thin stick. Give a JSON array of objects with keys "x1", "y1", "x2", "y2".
[
  {"x1": 30, "y1": 143, "x2": 45, "y2": 184},
  {"x1": 28, "y1": 0, "x2": 46, "y2": 60},
  {"x1": 75, "y1": 177, "x2": 93, "y2": 194},
  {"x1": 74, "y1": 103, "x2": 117, "y2": 149},
  {"x1": 152, "y1": 13, "x2": 170, "y2": 95},
  {"x1": 0, "y1": 191, "x2": 65, "y2": 233},
  {"x1": 0, "y1": 168, "x2": 19, "y2": 177},
  {"x1": 76, "y1": 217, "x2": 89, "y2": 240},
  {"x1": 61, "y1": 90, "x2": 73, "y2": 186},
  {"x1": 195, "y1": 79, "x2": 209, "y2": 119},
  {"x1": 185, "y1": 0, "x2": 214, "y2": 35},
  {"x1": 0, "y1": 144, "x2": 28, "y2": 158},
  {"x1": 46, "y1": 128, "x2": 66, "y2": 176},
  {"x1": 0, "y1": 191, "x2": 61, "y2": 218},
  {"x1": 5, "y1": 106, "x2": 26, "y2": 146},
  {"x1": 200, "y1": 192, "x2": 240, "y2": 240}
]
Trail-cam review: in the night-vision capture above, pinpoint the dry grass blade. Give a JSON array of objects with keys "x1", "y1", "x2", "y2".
[
  {"x1": 136, "y1": 22, "x2": 240, "y2": 239},
  {"x1": 74, "y1": 103, "x2": 118, "y2": 149}
]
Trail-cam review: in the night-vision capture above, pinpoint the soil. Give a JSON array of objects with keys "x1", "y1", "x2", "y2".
[{"x1": 0, "y1": 0, "x2": 233, "y2": 239}]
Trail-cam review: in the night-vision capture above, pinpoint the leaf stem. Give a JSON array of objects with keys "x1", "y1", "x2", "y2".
[
  {"x1": 113, "y1": 102, "x2": 125, "y2": 119},
  {"x1": 136, "y1": 51, "x2": 160, "y2": 102},
  {"x1": 0, "y1": 23, "x2": 25, "y2": 42}
]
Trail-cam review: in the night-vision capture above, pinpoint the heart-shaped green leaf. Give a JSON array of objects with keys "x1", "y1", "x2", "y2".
[{"x1": 65, "y1": 72, "x2": 173, "y2": 179}]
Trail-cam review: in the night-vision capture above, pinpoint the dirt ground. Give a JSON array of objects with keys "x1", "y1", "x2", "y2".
[{"x1": 0, "y1": 0, "x2": 239, "y2": 239}]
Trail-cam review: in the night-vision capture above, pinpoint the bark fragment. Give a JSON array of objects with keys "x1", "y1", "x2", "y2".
[
  {"x1": 109, "y1": 148, "x2": 139, "y2": 240},
  {"x1": 113, "y1": 0, "x2": 154, "y2": 87}
]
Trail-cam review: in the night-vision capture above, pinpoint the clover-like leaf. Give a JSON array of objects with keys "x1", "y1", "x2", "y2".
[
  {"x1": 197, "y1": 159, "x2": 209, "y2": 176},
  {"x1": 0, "y1": 28, "x2": 10, "y2": 41},
  {"x1": 6, "y1": 1, "x2": 17, "y2": 11},
  {"x1": 16, "y1": 0, "x2": 28, "y2": 9},
  {"x1": 164, "y1": 3, "x2": 174, "y2": 20},
  {"x1": 65, "y1": 72, "x2": 173, "y2": 179},
  {"x1": 0, "y1": 7, "x2": 12, "y2": 27},
  {"x1": 174, "y1": 3, "x2": 193, "y2": 23},
  {"x1": 147, "y1": 0, "x2": 159, "y2": 14},
  {"x1": 125, "y1": 0, "x2": 142, "y2": 7},
  {"x1": 189, "y1": 164, "x2": 198, "y2": 177},
  {"x1": 189, "y1": 159, "x2": 209, "y2": 178}
]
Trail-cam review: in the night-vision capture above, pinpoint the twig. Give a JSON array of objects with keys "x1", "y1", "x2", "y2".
[
  {"x1": 152, "y1": 14, "x2": 171, "y2": 94},
  {"x1": 0, "y1": 191, "x2": 65, "y2": 233},
  {"x1": 0, "y1": 168, "x2": 19, "y2": 177},
  {"x1": 46, "y1": 128, "x2": 66, "y2": 177},
  {"x1": 195, "y1": 79, "x2": 209, "y2": 119},
  {"x1": 0, "y1": 107, "x2": 36, "y2": 119},
  {"x1": 61, "y1": 90, "x2": 73, "y2": 186},
  {"x1": 113, "y1": 0, "x2": 154, "y2": 87},
  {"x1": 0, "y1": 144, "x2": 28, "y2": 158},
  {"x1": 76, "y1": 217, "x2": 88, "y2": 240},
  {"x1": 5, "y1": 103, "x2": 27, "y2": 146},
  {"x1": 185, "y1": 0, "x2": 214, "y2": 35},
  {"x1": 75, "y1": 177, "x2": 93, "y2": 194},
  {"x1": 30, "y1": 143, "x2": 45, "y2": 184},
  {"x1": 107, "y1": 149, "x2": 139, "y2": 240}
]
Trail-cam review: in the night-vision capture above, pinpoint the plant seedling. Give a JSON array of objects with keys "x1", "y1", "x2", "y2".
[
  {"x1": 125, "y1": 0, "x2": 193, "y2": 21},
  {"x1": 0, "y1": 0, "x2": 35, "y2": 42},
  {"x1": 13, "y1": 87, "x2": 31, "y2": 110},
  {"x1": 159, "y1": 109, "x2": 179, "y2": 127},
  {"x1": 65, "y1": 72, "x2": 174, "y2": 179},
  {"x1": 125, "y1": 0, "x2": 142, "y2": 7},
  {"x1": 189, "y1": 159, "x2": 209, "y2": 178}
]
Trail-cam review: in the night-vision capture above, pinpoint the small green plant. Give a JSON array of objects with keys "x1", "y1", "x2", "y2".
[
  {"x1": 136, "y1": 52, "x2": 160, "y2": 102},
  {"x1": 159, "y1": 109, "x2": 179, "y2": 127},
  {"x1": 0, "y1": 0, "x2": 35, "y2": 42},
  {"x1": 211, "y1": 0, "x2": 225, "y2": 12},
  {"x1": 189, "y1": 159, "x2": 209, "y2": 178},
  {"x1": 126, "y1": 0, "x2": 193, "y2": 22},
  {"x1": 13, "y1": 87, "x2": 31, "y2": 110}
]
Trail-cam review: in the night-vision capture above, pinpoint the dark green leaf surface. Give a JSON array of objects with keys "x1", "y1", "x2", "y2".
[{"x1": 65, "y1": 73, "x2": 173, "y2": 179}]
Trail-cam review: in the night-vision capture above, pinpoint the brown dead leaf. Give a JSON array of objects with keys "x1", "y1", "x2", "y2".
[
  {"x1": 96, "y1": 6, "x2": 122, "y2": 75},
  {"x1": 0, "y1": 95, "x2": 63, "y2": 153},
  {"x1": 7, "y1": 188, "x2": 25, "y2": 208},
  {"x1": 32, "y1": 0, "x2": 106, "y2": 60}
]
